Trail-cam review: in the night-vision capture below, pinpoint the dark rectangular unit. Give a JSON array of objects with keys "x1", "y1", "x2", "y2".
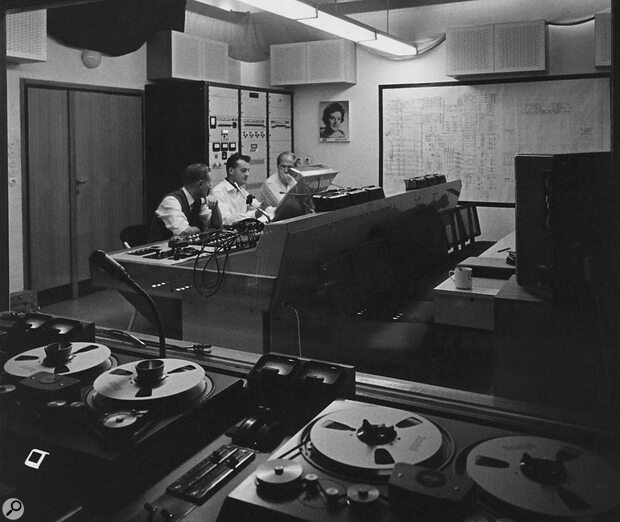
[
  {"x1": 145, "y1": 81, "x2": 210, "y2": 217},
  {"x1": 514, "y1": 151, "x2": 616, "y2": 302}
]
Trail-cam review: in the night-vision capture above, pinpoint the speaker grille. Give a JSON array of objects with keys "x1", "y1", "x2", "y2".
[
  {"x1": 446, "y1": 25, "x2": 493, "y2": 76},
  {"x1": 270, "y1": 43, "x2": 307, "y2": 85},
  {"x1": 7, "y1": 10, "x2": 47, "y2": 63},
  {"x1": 494, "y1": 20, "x2": 546, "y2": 73},
  {"x1": 595, "y1": 13, "x2": 611, "y2": 68},
  {"x1": 147, "y1": 31, "x2": 228, "y2": 82}
]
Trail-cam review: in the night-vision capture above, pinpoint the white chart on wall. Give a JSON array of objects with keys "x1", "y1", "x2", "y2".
[{"x1": 380, "y1": 75, "x2": 610, "y2": 203}]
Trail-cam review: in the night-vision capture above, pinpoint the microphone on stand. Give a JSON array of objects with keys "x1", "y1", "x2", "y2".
[
  {"x1": 246, "y1": 194, "x2": 272, "y2": 223},
  {"x1": 90, "y1": 250, "x2": 167, "y2": 359}
]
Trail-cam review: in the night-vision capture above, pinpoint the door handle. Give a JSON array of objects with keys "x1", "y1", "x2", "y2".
[{"x1": 76, "y1": 179, "x2": 88, "y2": 185}]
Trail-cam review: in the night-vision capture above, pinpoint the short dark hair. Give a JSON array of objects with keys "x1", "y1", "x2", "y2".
[
  {"x1": 322, "y1": 102, "x2": 346, "y2": 126},
  {"x1": 183, "y1": 163, "x2": 210, "y2": 186},
  {"x1": 226, "y1": 152, "x2": 251, "y2": 173}
]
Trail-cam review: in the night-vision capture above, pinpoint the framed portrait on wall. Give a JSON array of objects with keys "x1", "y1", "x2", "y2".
[{"x1": 319, "y1": 100, "x2": 349, "y2": 142}]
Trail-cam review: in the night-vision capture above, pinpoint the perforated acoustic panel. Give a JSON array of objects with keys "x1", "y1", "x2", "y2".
[
  {"x1": 307, "y1": 40, "x2": 356, "y2": 84},
  {"x1": 447, "y1": 20, "x2": 547, "y2": 76},
  {"x1": 595, "y1": 13, "x2": 611, "y2": 68},
  {"x1": 271, "y1": 40, "x2": 356, "y2": 86},
  {"x1": 270, "y1": 43, "x2": 308, "y2": 85},
  {"x1": 147, "y1": 30, "x2": 227, "y2": 82},
  {"x1": 494, "y1": 20, "x2": 546, "y2": 73},
  {"x1": 446, "y1": 25, "x2": 494, "y2": 76},
  {"x1": 7, "y1": 10, "x2": 47, "y2": 63}
]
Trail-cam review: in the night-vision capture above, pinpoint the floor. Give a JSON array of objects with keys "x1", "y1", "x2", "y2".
[
  {"x1": 40, "y1": 289, "x2": 495, "y2": 396},
  {"x1": 41, "y1": 289, "x2": 159, "y2": 336}
]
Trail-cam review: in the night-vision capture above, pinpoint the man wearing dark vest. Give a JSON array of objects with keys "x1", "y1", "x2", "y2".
[{"x1": 148, "y1": 163, "x2": 222, "y2": 242}]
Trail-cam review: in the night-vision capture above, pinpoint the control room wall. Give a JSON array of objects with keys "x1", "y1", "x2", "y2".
[{"x1": 291, "y1": 21, "x2": 601, "y2": 241}]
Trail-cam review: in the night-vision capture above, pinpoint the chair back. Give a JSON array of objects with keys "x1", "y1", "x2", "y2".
[{"x1": 119, "y1": 224, "x2": 149, "y2": 248}]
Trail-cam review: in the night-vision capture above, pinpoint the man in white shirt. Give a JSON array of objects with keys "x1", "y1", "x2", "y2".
[
  {"x1": 212, "y1": 152, "x2": 272, "y2": 225},
  {"x1": 148, "y1": 163, "x2": 222, "y2": 241},
  {"x1": 259, "y1": 151, "x2": 297, "y2": 208}
]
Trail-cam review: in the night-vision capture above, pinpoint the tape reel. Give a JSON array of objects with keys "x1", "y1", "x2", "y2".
[
  {"x1": 309, "y1": 405, "x2": 443, "y2": 474},
  {"x1": 4, "y1": 342, "x2": 112, "y2": 378},
  {"x1": 466, "y1": 436, "x2": 620, "y2": 518},
  {"x1": 93, "y1": 358, "x2": 206, "y2": 401}
]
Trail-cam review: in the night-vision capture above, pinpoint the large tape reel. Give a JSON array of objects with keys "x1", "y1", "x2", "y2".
[
  {"x1": 466, "y1": 436, "x2": 620, "y2": 518},
  {"x1": 309, "y1": 405, "x2": 443, "y2": 473},
  {"x1": 93, "y1": 358, "x2": 207, "y2": 401},
  {"x1": 4, "y1": 342, "x2": 112, "y2": 377}
]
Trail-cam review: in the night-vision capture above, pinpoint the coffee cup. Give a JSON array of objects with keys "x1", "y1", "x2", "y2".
[{"x1": 449, "y1": 266, "x2": 472, "y2": 289}]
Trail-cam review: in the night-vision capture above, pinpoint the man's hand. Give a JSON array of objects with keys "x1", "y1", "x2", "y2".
[{"x1": 205, "y1": 195, "x2": 219, "y2": 209}]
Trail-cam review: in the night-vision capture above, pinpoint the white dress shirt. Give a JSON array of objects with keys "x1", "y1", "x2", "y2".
[
  {"x1": 155, "y1": 187, "x2": 211, "y2": 236},
  {"x1": 212, "y1": 179, "x2": 259, "y2": 226},
  {"x1": 260, "y1": 171, "x2": 296, "y2": 208}
]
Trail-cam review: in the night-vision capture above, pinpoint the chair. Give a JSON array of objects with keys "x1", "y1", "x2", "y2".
[
  {"x1": 454, "y1": 204, "x2": 496, "y2": 257},
  {"x1": 119, "y1": 224, "x2": 149, "y2": 249},
  {"x1": 439, "y1": 204, "x2": 495, "y2": 260}
]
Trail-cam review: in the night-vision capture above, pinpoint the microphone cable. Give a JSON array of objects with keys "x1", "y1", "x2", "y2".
[
  {"x1": 284, "y1": 302, "x2": 302, "y2": 358},
  {"x1": 192, "y1": 229, "x2": 239, "y2": 297},
  {"x1": 246, "y1": 194, "x2": 272, "y2": 222}
]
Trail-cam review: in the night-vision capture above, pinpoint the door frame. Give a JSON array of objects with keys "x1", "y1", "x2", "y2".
[{"x1": 21, "y1": 79, "x2": 144, "y2": 299}]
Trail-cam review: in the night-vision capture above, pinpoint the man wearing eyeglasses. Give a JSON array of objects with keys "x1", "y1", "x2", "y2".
[{"x1": 259, "y1": 151, "x2": 298, "y2": 208}]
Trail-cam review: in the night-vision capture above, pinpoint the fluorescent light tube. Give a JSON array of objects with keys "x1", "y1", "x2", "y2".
[{"x1": 298, "y1": 11, "x2": 376, "y2": 42}]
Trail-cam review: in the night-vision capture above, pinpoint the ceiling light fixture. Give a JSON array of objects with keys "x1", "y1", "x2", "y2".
[{"x1": 237, "y1": 0, "x2": 417, "y2": 58}]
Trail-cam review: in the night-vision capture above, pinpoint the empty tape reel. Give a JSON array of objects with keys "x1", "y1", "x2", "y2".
[
  {"x1": 4, "y1": 342, "x2": 112, "y2": 378},
  {"x1": 93, "y1": 358, "x2": 206, "y2": 401},
  {"x1": 309, "y1": 405, "x2": 443, "y2": 474},
  {"x1": 466, "y1": 436, "x2": 620, "y2": 518}
]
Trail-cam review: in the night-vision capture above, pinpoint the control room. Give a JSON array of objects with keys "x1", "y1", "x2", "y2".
[{"x1": 1, "y1": 1, "x2": 619, "y2": 521}]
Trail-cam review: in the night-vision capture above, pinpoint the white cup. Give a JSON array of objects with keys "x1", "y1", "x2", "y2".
[{"x1": 449, "y1": 266, "x2": 472, "y2": 289}]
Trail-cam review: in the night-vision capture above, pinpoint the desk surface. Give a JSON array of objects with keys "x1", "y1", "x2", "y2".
[
  {"x1": 434, "y1": 276, "x2": 507, "y2": 297},
  {"x1": 480, "y1": 230, "x2": 515, "y2": 258}
]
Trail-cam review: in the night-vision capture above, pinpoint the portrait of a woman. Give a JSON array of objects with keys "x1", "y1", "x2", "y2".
[{"x1": 319, "y1": 101, "x2": 349, "y2": 142}]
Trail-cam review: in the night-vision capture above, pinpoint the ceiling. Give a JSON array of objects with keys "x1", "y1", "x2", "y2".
[{"x1": 188, "y1": 0, "x2": 611, "y2": 47}]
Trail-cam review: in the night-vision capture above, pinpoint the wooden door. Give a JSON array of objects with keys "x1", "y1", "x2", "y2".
[
  {"x1": 26, "y1": 87, "x2": 71, "y2": 291},
  {"x1": 25, "y1": 82, "x2": 143, "y2": 297},
  {"x1": 72, "y1": 90, "x2": 143, "y2": 281}
]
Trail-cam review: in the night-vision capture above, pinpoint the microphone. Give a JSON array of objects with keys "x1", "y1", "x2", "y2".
[
  {"x1": 246, "y1": 194, "x2": 272, "y2": 223},
  {"x1": 90, "y1": 250, "x2": 167, "y2": 359},
  {"x1": 90, "y1": 249, "x2": 130, "y2": 282}
]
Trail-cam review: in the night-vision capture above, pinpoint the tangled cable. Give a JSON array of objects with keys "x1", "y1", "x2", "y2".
[{"x1": 192, "y1": 220, "x2": 265, "y2": 297}]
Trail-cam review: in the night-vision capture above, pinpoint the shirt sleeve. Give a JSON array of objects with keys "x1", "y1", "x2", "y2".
[{"x1": 155, "y1": 196, "x2": 190, "y2": 236}]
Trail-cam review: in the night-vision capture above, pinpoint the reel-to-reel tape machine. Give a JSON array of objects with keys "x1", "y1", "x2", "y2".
[
  {"x1": 1, "y1": 314, "x2": 620, "y2": 522},
  {"x1": 0, "y1": 336, "x2": 244, "y2": 515},
  {"x1": 220, "y1": 400, "x2": 620, "y2": 522}
]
